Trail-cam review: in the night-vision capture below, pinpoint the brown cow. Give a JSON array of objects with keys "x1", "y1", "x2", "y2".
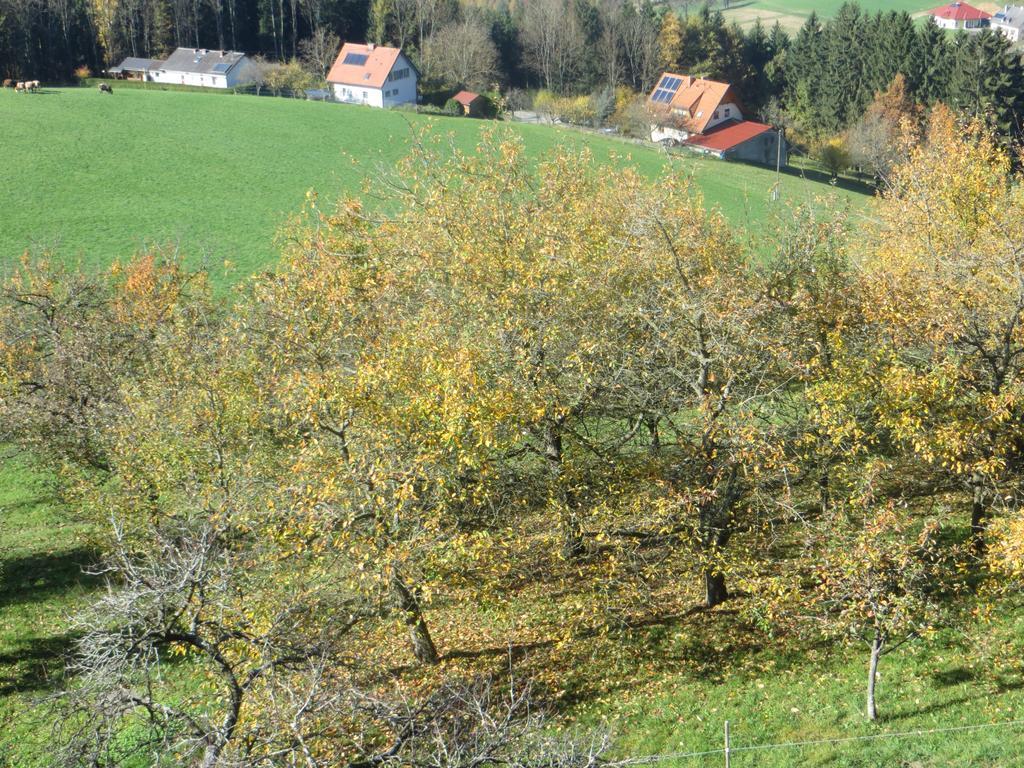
[
  {"x1": 2, "y1": 79, "x2": 12, "y2": 88},
  {"x1": 14, "y1": 81, "x2": 25, "y2": 93}
]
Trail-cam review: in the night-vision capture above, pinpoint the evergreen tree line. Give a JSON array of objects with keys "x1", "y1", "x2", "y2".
[{"x1": 780, "y1": 3, "x2": 1024, "y2": 141}]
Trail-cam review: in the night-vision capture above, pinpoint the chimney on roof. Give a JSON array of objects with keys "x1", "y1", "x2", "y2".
[{"x1": 367, "y1": 42, "x2": 376, "y2": 51}]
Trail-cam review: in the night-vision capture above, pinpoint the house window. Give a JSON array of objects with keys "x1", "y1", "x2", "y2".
[
  {"x1": 387, "y1": 67, "x2": 410, "y2": 82},
  {"x1": 713, "y1": 110, "x2": 719, "y2": 119},
  {"x1": 724, "y1": 107, "x2": 731, "y2": 117}
]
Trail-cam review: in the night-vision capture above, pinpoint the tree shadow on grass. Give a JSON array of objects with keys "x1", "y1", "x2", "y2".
[
  {"x1": 0, "y1": 631, "x2": 78, "y2": 696},
  {"x1": 0, "y1": 546, "x2": 103, "y2": 610}
]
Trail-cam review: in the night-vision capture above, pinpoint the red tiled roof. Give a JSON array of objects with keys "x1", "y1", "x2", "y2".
[
  {"x1": 453, "y1": 90, "x2": 480, "y2": 106},
  {"x1": 684, "y1": 120, "x2": 773, "y2": 153},
  {"x1": 928, "y1": 2, "x2": 991, "y2": 21},
  {"x1": 327, "y1": 43, "x2": 403, "y2": 88}
]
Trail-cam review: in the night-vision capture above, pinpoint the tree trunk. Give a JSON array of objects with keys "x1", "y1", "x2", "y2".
[
  {"x1": 390, "y1": 572, "x2": 439, "y2": 664},
  {"x1": 704, "y1": 569, "x2": 728, "y2": 608},
  {"x1": 867, "y1": 632, "x2": 883, "y2": 721},
  {"x1": 818, "y1": 464, "x2": 830, "y2": 516},
  {"x1": 645, "y1": 414, "x2": 660, "y2": 456},
  {"x1": 971, "y1": 472, "x2": 988, "y2": 555},
  {"x1": 545, "y1": 422, "x2": 584, "y2": 560}
]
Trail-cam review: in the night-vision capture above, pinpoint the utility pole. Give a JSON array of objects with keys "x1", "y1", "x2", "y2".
[{"x1": 773, "y1": 126, "x2": 783, "y2": 201}]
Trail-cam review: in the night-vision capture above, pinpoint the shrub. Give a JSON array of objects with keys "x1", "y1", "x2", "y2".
[
  {"x1": 559, "y1": 95, "x2": 596, "y2": 126},
  {"x1": 609, "y1": 91, "x2": 651, "y2": 139},
  {"x1": 443, "y1": 97, "x2": 463, "y2": 116},
  {"x1": 75, "y1": 65, "x2": 92, "y2": 83},
  {"x1": 261, "y1": 60, "x2": 314, "y2": 97},
  {"x1": 533, "y1": 89, "x2": 556, "y2": 117},
  {"x1": 818, "y1": 137, "x2": 851, "y2": 178}
]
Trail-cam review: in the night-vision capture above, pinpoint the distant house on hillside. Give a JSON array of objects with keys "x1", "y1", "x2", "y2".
[
  {"x1": 927, "y1": 2, "x2": 991, "y2": 30},
  {"x1": 647, "y1": 73, "x2": 786, "y2": 167},
  {"x1": 991, "y1": 5, "x2": 1024, "y2": 41},
  {"x1": 326, "y1": 43, "x2": 418, "y2": 108},
  {"x1": 150, "y1": 48, "x2": 257, "y2": 88},
  {"x1": 109, "y1": 57, "x2": 163, "y2": 80}
]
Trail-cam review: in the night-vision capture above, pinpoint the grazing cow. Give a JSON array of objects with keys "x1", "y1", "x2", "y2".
[
  {"x1": 98, "y1": 82, "x2": 113, "y2": 94},
  {"x1": 14, "y1": 81, "x2": 25, "y2": 93},
  {"x1": 27, "y1": 80, "x2": 39, "y2": 92},
  {"x1": 2, "y1": 79, "x2": 12, "y2": 88}
]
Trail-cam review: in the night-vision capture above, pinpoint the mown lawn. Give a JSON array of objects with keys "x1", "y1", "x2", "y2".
[
  {"x1": 0, "y1": 455, "x2": 100, "y2": 766},
  {"x1": 568, "y1": 609, "x2": 1024, "y2": 767},
  {"x1": 1, "y1": 87, "x2": 865, "y2": 289}
]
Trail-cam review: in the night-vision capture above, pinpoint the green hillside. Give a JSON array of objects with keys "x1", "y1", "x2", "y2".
[
  {"x1": 1, "y1": 87, "x2": 861, "y2": 286},
  {"x1": 716, "y1": 0, "x2": 945, "y2": 31}
]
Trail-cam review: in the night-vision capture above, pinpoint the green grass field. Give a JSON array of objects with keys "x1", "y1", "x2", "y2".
[
  {"x1": 0, "y1": 455, "x2": 99, "y2": 765},
  {"x1": 1, "y1": 87, "x2": 865, "y2": 289},
  {"x1": 715, "y1": 0, "x2": 982, "y2": 31}
]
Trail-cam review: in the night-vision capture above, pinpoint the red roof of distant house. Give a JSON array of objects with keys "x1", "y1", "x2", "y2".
[
  {"x1": 683, "y1": 120, "x2": 773, "y2": 153},
  {"x1": 928, "y1": 2, "x2": 991, "y2": 21},
  {"x1": 327, "y1": 42, "x2": 404, "y2": 88},
  {"x1": 453, "y1": 90, "x2": 480, "y2": 106}
]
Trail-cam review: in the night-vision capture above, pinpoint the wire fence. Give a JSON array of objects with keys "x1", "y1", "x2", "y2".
[{"x1": 608, "y1": 717, "x2": 1024, "y2": 766}]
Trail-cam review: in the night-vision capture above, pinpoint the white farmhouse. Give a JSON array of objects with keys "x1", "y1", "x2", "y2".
[
  {"x1": 926, "y1": 2, "x2": 992, "y2": 30},
  {"x1": 991, "y1": 5, "x2": 1024, "y2": 42},
  {"x1": 150, "y1": 48, "x2": 257, "y2": 88},
  {"x1": 326, "y1": 43, "x2": 417, "y2": 108}
]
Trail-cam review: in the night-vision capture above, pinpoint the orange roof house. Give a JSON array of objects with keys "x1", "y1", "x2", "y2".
[
  {"x1": 648, "y1": 73, "x2": 741, "y2": 135},
  {"x1": 327, "y1": 42, "x2": 418, "y2": 107},
  {"x1": 648, "y1": 72, "x2": 785, "y2": 167}
]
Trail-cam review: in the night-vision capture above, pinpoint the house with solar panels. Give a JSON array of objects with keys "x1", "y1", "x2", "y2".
[
  {"x1": 149, "y1": 48, "x2": 257, "y2": 88},
  {"x1": 327, "y1": 43, "x2": 418, "y2": 108},
  {"x1": 647, "y1": 72, "x2": 786, "y2": 167}
]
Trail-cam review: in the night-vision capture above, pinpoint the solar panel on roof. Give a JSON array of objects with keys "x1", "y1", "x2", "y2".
[
  {"x1": 211, "y1": 62, "x2": 231, "y2": 73},
  {"x1": 651, "y1": 89, "x2": 674, "y2": 103},
  {"x1": 658, "y1": 76, "x2": 682, "y2": 93},
  {"x1": 343, "y1": 53, "x2": 369, "y2": 66}
]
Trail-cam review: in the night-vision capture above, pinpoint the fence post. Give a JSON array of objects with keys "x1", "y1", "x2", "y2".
[{"x1": 724, "y1": 721, "x2": 731, "y2": 768}]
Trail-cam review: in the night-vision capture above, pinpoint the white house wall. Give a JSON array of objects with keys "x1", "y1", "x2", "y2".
[
  {"x1": 332, "y1": 84, "x2": 386, "y2": 107},
  {"x1": 993, "y1": 22, "x2": 1022, "y2": 41},
  {"x1": 650, "y1": 125, "x2": 689, "y2": 143},
  {"x1": 705, "y1": 102, "x2": 742, "y2": 131}
]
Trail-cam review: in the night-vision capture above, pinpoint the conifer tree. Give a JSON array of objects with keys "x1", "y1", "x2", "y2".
[{"x1": 914, "y1": 18, "x2": 951, "y2": 105}]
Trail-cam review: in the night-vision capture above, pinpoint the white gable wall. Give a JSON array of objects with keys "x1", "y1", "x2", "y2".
[
  {"x1": 382, "y1": 53, "x2": 417, "y2": 106},
  {"x1": 705, "y1": 102, "x2": 742, "y2": 131}
]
